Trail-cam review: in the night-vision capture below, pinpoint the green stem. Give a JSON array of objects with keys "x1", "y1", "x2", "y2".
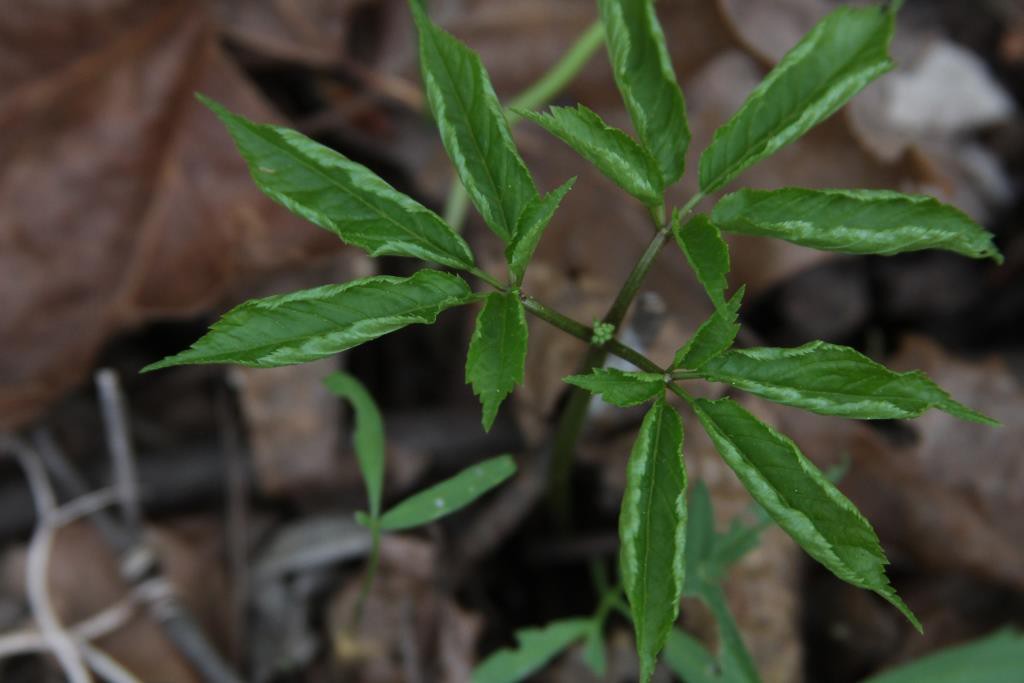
[
  {"x1": 468, "y1": 266, "x2": 505, "y2": 291},
  {"x1": 544, "y1": 221, "x2": 671, "y2": 528},
  {"x1": 443, "y1": 21, "x2": 605, "y2": 231},
  {"x1": 604, "y1": 227, "x2": 671, "y2": 326},
  {"x1": 547, "y1": 361, "x2": 600, "y2": 527},
  {"x1": 443, "y1": 183, "x2": 472, "y2": 232},
  {"x1": 351, "y1": 524, "x2": 381, "y2": 632},
  {"x1": 590, "y1": 559, "x2": 611, "y2": 598},
  {"x1": 521, "y1": 297, "x2": 664, "y2": 374},
  {"x1": 678, "y1": 191, "x2": 706, "y2": 219},
  {"x1": 593, "y1": 583, "x2": 622, "y2": 627},
  {"x1": 667, "y1": 382, "x2": 696, "y2": 408},
  {"x1": 671, "y1": 369, "x2": 701, "y2": 381}
]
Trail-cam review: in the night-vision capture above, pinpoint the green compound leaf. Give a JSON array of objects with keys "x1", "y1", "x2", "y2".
[
  {"x1": 198, "y1": 95, "x2": 474, "y2": 271},
  {"x1": 466, "y1": 292, "x2": 529, "y2": 432},
  {"x1": 699, "y1": 6, "x2": 894, "y2": 193},
  {"x1": 598, "y1": 0, "x2": 690, "y2": 185},
  {"x1": 673, "y1": 287, "x2": 745, "y2": 370},
  {"x1": 324, "y1": 373, "x2": 385, "y2": 519},
  {"x1": 675, "y1": 213, "x2": 731, "y2": 310},
  {"x1": 712, "y1": 188, "x2": 1003, "y2": 263},
  {"x1": 860, "y1": 629, "x2": 1024, "y2": 683},
  {"x1": 410, "y1": 2, "x2": 538, "y2": 243},
  {"x1": 379, "y1": 455, "x2": 516, "y2": 531},
  {"x1": 521, "y1": 106, "x2": 663, "y2": 206},
  {"x1": 693, "y1": 396, "x2": 920, "y2": 630},
  {"x1": 507, "y1": 177, "x2": 576, "y2": 284},
  {"x1": 143, "y1": 270, "x2": 472, "y2": 372},
  {"x1": 698, "y1": 341, "x2": 997, "y2": 425},
  {"x1": 620, "y1": 398, "x2": 687, "y2": 683},
  {"x1": 563, "y1": 367, "x2": 665, "y2": 407},
  {"x1": 471, "y1": 618, "x2": 592, "y2": 683}
]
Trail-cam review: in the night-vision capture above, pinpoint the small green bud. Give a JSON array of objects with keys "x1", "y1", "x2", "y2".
[{"x1": 591, "y1": 321, "x2": 615, "y2": 346}]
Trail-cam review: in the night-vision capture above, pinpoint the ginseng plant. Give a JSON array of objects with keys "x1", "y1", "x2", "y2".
[{"x1": 143, "y1": 1, "x2": 1001, "y2": 680}]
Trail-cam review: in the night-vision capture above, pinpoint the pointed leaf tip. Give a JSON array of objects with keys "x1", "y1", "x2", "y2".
[
  {"x1": 411, "y1": 1, "x2": 538, "y2": 243},
  {"x1": 697, "y1": 341, "x2": 997, "y2": 424},
  {"x1": 144, "y1": 270, "x2": 473, "y2": 372},
  {"x1": 466, "y1": 292, "x2": 528, "y2": 431},
  {"x1": 700, "y1": 7, "x2": 894, "y2": 192},
  {"x1": 324, "y1": 372, "x2": 386, "y2": 519},
  {"x1": 196, "y1": 95, "x2": 475, "y2": 269},
  {"x1": 379, "y1": 455, "x2": 516, "y2": 531},
  {"x1": 507, "y1": 177, "x2": 575, "y2": 282},
  {"x1": 712, "y1": 188, "x2": 1001, "y2": 263},
  {"x1": 598, "y1": 0, "x2": 690, "y2": 186},
  {"x1": 694, "y1": 396, "x2": 919, "y2": 629},
  {"x1": 522, "y1": 106, "x2": 663, "y2": 206}
]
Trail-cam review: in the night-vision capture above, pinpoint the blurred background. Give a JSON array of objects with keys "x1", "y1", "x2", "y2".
[{"x1": 1, "y1": 0, "x2": 1022, "y2": 681}]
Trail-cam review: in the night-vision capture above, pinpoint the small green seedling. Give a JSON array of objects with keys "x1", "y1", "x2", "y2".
[
  {"x1": 144, "y1": 1, "x2": 1002, "y2": 680},
  {"x1": 324, "y1": 371, "x2": 515, "y2": 626}
]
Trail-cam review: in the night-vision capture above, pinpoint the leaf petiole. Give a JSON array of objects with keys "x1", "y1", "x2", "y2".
[
  {"x1": 671, "y1": 370, "x2": 702, "y2": 381},
  {"x1": 520, "y1": 297, "x2": 663, "y2": 375},
  {"x1": 468, "y1": 267, "x2": 506, "y2": 291}
]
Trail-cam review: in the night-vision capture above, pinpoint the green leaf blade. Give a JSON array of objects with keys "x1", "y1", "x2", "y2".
[
  {"x1": 324, "y1": 372, "x2": 385, "y2": 519},
  {"x1": 694, "y1": 397, "x2": 920, "y2": 630},
  {"x1": 563, "y1": 368, "x2": 665, "y2": 407},
  {"x1": 410, "y1": 3, "x2": 538, "y2": 243},
  {"x1": 683, "y1": 482, "x2": 716, "y2": 594},
  {"x1": 466, "y1": 292, "x2": 529, "y2": 431},
  {"x1": 143, "y1": 270, "x2": 472, "y2": 371},
  {"x1": 673, "y1": 287, "x2": 745, "y2": 370},
  {"x1": 619, "y1": 399, "x2": 688, "y2": 683},
  {"x1": 675, "y1": 213, "x2": 731, "y2": 310},
  {"x1": 379, "y1": 455, "x2": 517, "y2": 532},
  {"x1": 699, "y1": 586, "x2": 763, "y2": 683},
  {"x1": 712, "y1": 188, "x2": 1003, "y2": 262},
  {"x1": 698, "y1": 341, "x2": 996, "y2": 424},
  {"x1": 598, "y1": 0, "x2": 690, "y2": 185},
  {"x1": 699, "y1": 7, "x2": 894, "y2": 193},
  {"x1": 663, "y1": 629, "x2": 731, "y2": 683},
  {"x1": 198, "y1": 95, "x2": 474, "y2": 270},
  {"x1": 471, "y1": 618, "x2": 592, "y2": 683},
  {"x1": 507, "y1": 177, "x2": 575, "y2": 283},
  {"x1": 521, "y1": 106, "x2": 663, "y2": 206},
  {"x1": 861, "y1": 629, "x2": 1024, "y2": 683}
]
